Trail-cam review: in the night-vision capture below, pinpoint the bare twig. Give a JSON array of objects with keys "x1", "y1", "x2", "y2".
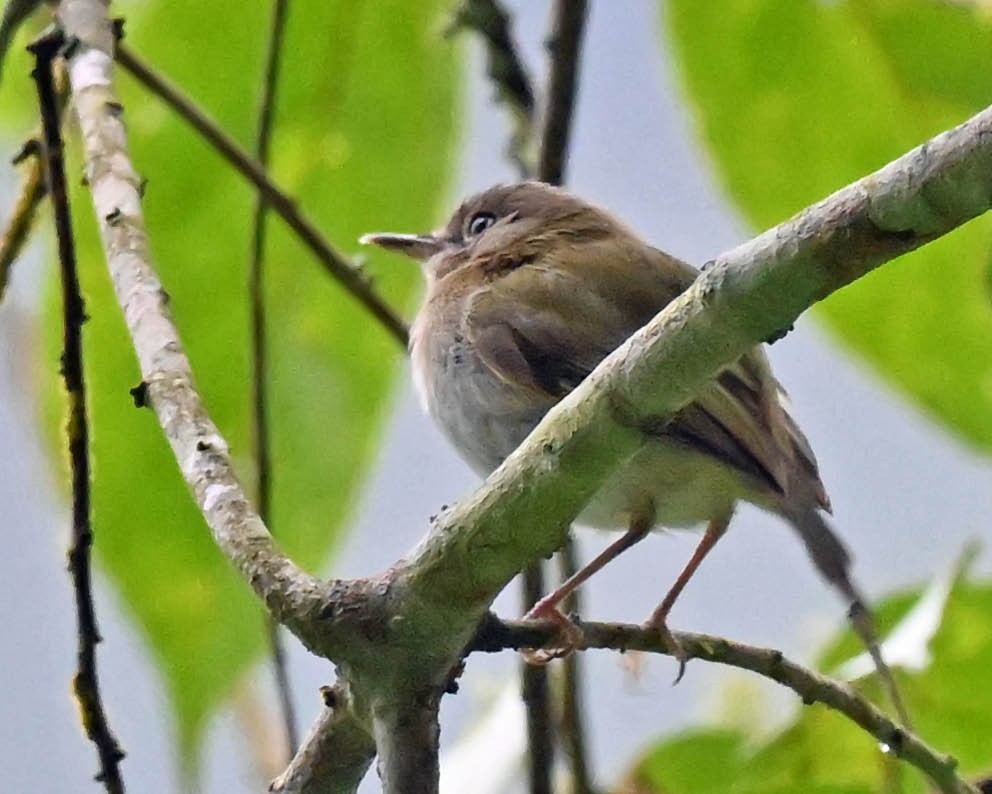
[
  {"x1": 537, "y1": 0, "x2": 587, "y2": 185},
  {"x1": 0, "y1": 0, "x2": 45, "y2": 82},
  {"x1": 556, "y1": 543, "x2": 594, "y2": 794},
  {"x1": 475, "y1": 616, "x2": 977, "y2": 794},
  {"x1": 247, "y1": 0, "x2": 297, "y2": 760},
  {"x1": 0, "y1": 140, "x2": 46, "y2": 301},
  {"x1": 1, "y1": 64, "x2": 67, "y2": 301},
  {"x1": 521, "y1": 562, "x2": 553, "y2": 794},
  {"x1": 29, "y1": 26, "x2": 125, "y2": 793},
  {"x1": 448, "y1": 0, "x2": 536, "y2": 177},
  {"x1": 114, "y1": 43, "x2": 409, "y2": 348}
]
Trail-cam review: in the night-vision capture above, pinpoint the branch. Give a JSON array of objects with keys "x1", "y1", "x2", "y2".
[
  {"x1": 55, "y1": 0, "x2": 337, "y2": 650},
  {"x1": 537, "y1": 0, "x2": 587, "y2": 185},
  {"x1": 520, "y1": 562, "x2": 553, "y2": 794},
  {"x1": 385, "y1": 105, "x2": 992, "y2": 793},
  {"x1": 29, "y1": 26, "x2": 125, "y2": 793},
  {"x1": 556, "y1": 545, "x2": 594, "y2": 794},
  {"x1": 247, "y1": 0, "x2": 298, "y2": 760},
  {"x1": 371, "y1": 690, "x2": 442, "y2": 794},
  {"x1": 1, "y1": 64, "x2": 67, "y2": 302},
  {"x1": 269, "y1": 686, "x2": 376, "y2": 794},
  {"x1": 475, "y1": 617, "x2": 976, "y2": 794},
  {"x1": 0, "y1": 139, "x2": 46, "y2": 301},
  {"x1": 113, "y1": 42, "x2": 409, "y2": 348},
  {"x1": 447, "y1": 0, "x2": 535, "y2": 178}
]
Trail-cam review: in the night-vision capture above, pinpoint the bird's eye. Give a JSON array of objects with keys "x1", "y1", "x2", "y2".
[{"x1": 466, "y1": 212, "x2": 496, "y2": 237}]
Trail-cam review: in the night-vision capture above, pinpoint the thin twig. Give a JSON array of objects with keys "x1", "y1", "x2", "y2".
[
  {"x1": 556, "y1": 543, "x2": 594, "y2": 794},
  {"x1": 521, "y1": 562, "x2": 553, "y2": 794},
  {"x1": 29, "y1": 27, "x2": 126, "y2": 794},
  {"x1": 474, "y1": 617, "x2": 979, "y2": 794},
  {"x1": 0, "y1": 140, "x2": 46, "y2": 301},
  {"x1": 1, "y1": 66, "x2": 67, "y2": 301},
  {"x1": 248, "y1": 0, "x2": 298, "y2": 760},
  {"x1": 537, "y1": 0, "x2": 588, "y2": 185},
  {"x1": 447, "y1": 0, "x2": 536, "y2": 177},
  {"x1": 114, "y1": 43, "x2": 409, "y2": 348}
]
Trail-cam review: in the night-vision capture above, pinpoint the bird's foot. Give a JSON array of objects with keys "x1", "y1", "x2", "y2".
[
  {"x1": 520, "y1": 599, "x2": 584, "y2": 665},
  {"x1": 643, "y1": 616, "x2": 689, "y2": 684}
]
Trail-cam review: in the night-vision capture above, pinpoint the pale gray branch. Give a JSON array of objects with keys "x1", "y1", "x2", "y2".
[{"x1": 56, "y1": 0, "x2": 328, "y2": 642}]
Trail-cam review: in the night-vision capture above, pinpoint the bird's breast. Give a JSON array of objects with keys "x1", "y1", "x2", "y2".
[{"x1": 410, "y1": 300, "x2": 547, "y2": 476}]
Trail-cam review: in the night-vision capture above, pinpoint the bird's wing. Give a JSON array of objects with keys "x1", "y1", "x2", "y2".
[{"x1": 465, "y1": 236, "x2": 827, "y2": 504}]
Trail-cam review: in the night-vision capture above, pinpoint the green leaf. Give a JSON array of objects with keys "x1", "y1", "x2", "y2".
[
  {"x1": 628, "y1": 729, "x2": 750, "y2": 793},
  {"x1": 628, "y1": 581, "x2": 992, "y2": 792},
  {"x1": 664, "y1": 0, "x2": 992, "y2": 451},
  {"x1": 40, "y1": 0, "x2": 461, "y2": 767}
]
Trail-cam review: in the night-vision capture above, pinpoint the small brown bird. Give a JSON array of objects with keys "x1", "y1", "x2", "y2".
[{"x1": 363, "y1": 182, "x2": 904, "y2": 717}]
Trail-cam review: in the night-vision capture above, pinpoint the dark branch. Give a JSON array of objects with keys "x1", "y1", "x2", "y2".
[
  {"x1": 448, "y1": 0, "x2": 535, "y2": 178},
  {"x1": 114, "y1": 43, "x2": 409, "y2": 348},
  {"x1": 556, "y1": 542, "x2": 594, "y2": 794},
  {"x1": 475, "y1": 616, "x2": 975, "y2": 794},
  {"x1": 29, "y1": 27, "x2": 126, "y2": 794},
  {"x1": 537, "y1": 0, "x2": 588, "y2": 185},
  {"x1": 520, "y1": 563, "x2": 553, "y2": 794},
  {"x1": 248, "y1": 0, "x2": 298, "y2": 760}
]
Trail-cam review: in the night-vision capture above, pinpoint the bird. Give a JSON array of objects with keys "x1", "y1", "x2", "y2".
[{"x1": 362, "y1": 181, "x2": 906, "y2": 719}]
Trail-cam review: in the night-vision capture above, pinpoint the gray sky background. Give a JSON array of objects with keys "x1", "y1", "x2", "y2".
[{"x1": 2, "y1": 2, "x2": 991, "y2": 792}]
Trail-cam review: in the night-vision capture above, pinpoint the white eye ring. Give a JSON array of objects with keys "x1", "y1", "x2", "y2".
[{"x1": 467, "y1": 212, "x2": 496, "y2": 237}]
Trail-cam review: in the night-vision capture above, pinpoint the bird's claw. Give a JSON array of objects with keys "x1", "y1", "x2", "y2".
[
  {"x1": 520, "y1": 602, "x2": 584, "y2": 664},
  {"x1": 645, "y1": 619, "x2": 689, "y2": 684}
]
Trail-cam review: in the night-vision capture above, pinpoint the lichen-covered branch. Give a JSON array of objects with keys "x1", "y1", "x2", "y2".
[
  {"x1": 269, "y1": 686, "x2": 377, "y2": 794},
  {"x1": 56, "y1": 0, "x2": 329, "y2": 644}
]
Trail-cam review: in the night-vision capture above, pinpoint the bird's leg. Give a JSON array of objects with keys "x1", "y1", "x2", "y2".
[
  {"x1": 644, "y1": 515, "x2": 731, "y2": 682},
  {"x1": 521, "y1": 518, "x2": 652, "y2": 664}
]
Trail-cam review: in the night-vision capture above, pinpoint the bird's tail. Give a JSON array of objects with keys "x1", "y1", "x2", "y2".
[{"x1": 785, "y1": 506, "x2": 911, "y2": 729}]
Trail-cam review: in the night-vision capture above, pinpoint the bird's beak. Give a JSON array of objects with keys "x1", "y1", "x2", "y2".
[{"x1": 359, "y1": 232, "x2": 445, "y2": 261}]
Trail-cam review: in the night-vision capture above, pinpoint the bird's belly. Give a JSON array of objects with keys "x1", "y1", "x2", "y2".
[
  {"x1": 578, "y1": 439, "x2": 741, "y2": 531},
  {"x1": 415, "y1": 342, "x2": 548, "y2": 476}
]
